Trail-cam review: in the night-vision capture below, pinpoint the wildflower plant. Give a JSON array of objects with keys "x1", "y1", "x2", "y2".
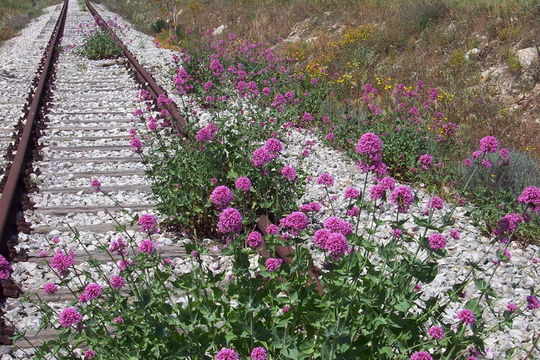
[{"x1": 17, "y1": 133, "x2": 540, "y2": 359}]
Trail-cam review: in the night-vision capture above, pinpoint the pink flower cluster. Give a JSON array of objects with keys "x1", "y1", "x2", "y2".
[
  {"x1": 0, "y1": 255, "x2": 12, "y2": 280},
  {"x1": 195, "y1": 123, "x2": 218, "y2": 142},
  {"x1": 390, "y1": 186, "x2": 414, "y2": 213},
  {"x1": 265, "y1": 257, "x2": 284, "y2": 272},
  {"x1": 234, "y1": 177, "x2": 251, "y2": 192},
  {"x1": 518, "y1": 186, "x2": 540, "y2": 213},
  {"x1": 279, "y1": 211, "x2": 309, "y2": 235},
  {"x1": 251, "y1": 138, "x2": 283, "y2": 168},
  {"x1": 78, "y1": 283, "x2": 103, "y2": 303},
  {"x1": 59, "y1": 307, "x2": 82, "y2": 328},
  {"x1": 217, "y1": 208, "x2": 243, "y2": 233},
  {"x1": 215, "y1": 348, "x2": 238, "y2": 360},
  {"x1": 211, "y1": 185, "x2": 234, "y2": 209},
  {"x1": 51, "y1": 250, "x2": 75, "y2": 277},
  {"x1": 281, "y1": 165, "x2": 297, "y2": 181},
  {"x1": 138, "y1": 214, "x2": 158, "y2": 233},
  {"x1": 246, "y1": 231, "x2": 264, "y2": 248}
]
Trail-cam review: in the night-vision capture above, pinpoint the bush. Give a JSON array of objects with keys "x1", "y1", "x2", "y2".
[
  {"x1": 138, "y1": 95, "x2": 305, "y2": 237},
  {"x1": 76, "y1": 29, "x2": 123, "y2": 60}
]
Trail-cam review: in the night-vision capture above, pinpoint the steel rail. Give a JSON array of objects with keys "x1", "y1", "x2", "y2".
[
  {"x1": 0, "y1": 0, "x2": 69, "y2": 345},
  {"x1": 0, "y1": 0, "x2": 69, "y2": 260},
  {"x1": 83, "y1": 0, "x2": 187, "y2": 133}
]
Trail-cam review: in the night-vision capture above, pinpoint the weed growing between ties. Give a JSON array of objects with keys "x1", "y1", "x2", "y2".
[{"x1": 75, "y1": 20, "x2": 124, "y2": 60}]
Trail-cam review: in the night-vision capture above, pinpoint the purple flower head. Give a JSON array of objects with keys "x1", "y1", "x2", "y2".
[
  {"x1": 138, "y1": 214, "x2": 157, "y2": 233},
  {"x1": 246, "y1": 231, "x2": 264, "y2": 249},
  {"x1": 0, "y1": 255, "x2": 13, "y2": 280},
  {"x1": 266, "y1": 224, "x2": 279, "y2": 235},
  {"x1": 418, "y1": 154, "x2": 434, "y2": 170},
  {"x1": 410, "y1": 352, "x2": 433, "y2": 360},
  {"x1": 59, "y1": 307, "x2": 82, "y2": 328},
  {"x1": 323, "y1": 217, "x2": 352, "y2": 235},
  {"x1": 527, "y1": 295, "x2": 540, "y2": 310},
  {"x1": 316, "y1": 173, "x2": 334, "y2": 187},
  {"x1": 370, "y1": 184, "x2": 387, "y2": 201},
  {"x1": 217, "y1": 208, "x2": 243, "y2": 233},
  {"x1": 344, "y1": 187, "x2": 360, "y2": 199},
  {"x1": 90, "y1": 179, "x2": 101, "y2": 192},
  {"x1": 109, "y1": 237, "x2": 127, "y2": 255},
  {"x1": 281, "y1": 165, "x2": 297, "y2": 181},
  {"x1": 325, "y1": 233, "x2": 350, "y2": 258},
  {"x1": 279, "y1": 211, "x2": 309, "y2": 233},
  {"x1": 50, "y1": 250, "x2": 75, "y2": 277},
  {"x1": 251, "y1": 347, "x2": 268, "y2": 360},
  {"x1": 113, "y1": 316, "x2": 123, "y2": 324},
  {"x1": 130, "y1": 137, "x2": 143, "y2": 152},
  {"x1": 427, "y1": 326, "x2": 445, "y2": 340},
  {"x1": 138, "y1": 239, "x2": 156, "y2": 254},
  {"x1": 428, "y1": 233, "x2": 447, "y2": 250},
  {"x1": 506, "y1": 302, "x2": 518, "y2": 313},
  {"x1": 450, "y1": 229, "x2": 460, "y2": 239},
  {"x1": 43, "y1": 282, "x2": 58, "y2": 295},
  {"x1": 234, "y1": 177, "x2": 251, "y2": 192},
  {"x1": 84, "y1": 350, "x2": 96, "y2": 359},
  {"x1": 355, "y1": 132, "x2": 383, "y2": 158},
  {"x1": 426, "y1": 196, "x2": 444, "y2": 210},
  {"x1": 215, "y1": 348, "x2": 239, "y2": 360},
  {"x1": 518, "y1": 186, "x2": 540, "y2": 213},
  {"x1": 379, "y1": 176, "x2": 396, "y2": 190},
  {"x1": 312, "y1": 229, "x2": 331, "y2": 249},
  {"x1": 82, "y1": 283, "x2": 102, "y2": 301},
  {"x1": 390, "y1": 186, "x2": 414, "y2": 213},
  {"x1": 109, "y1": 275, "x2": 126, "y2": 289},
  {"x1": 496, "y1": 213, "x2": 524, "y2": 238},
  {"x1": 210, "y1": 186, "x2": 234, "y2": 209},
  {"x1": 265, "y1": 257, "x2": 284, "y2": 272},
  {"x1": 299, "y1": 202, "x2": 321, "y2": 213},
  {"x1": 457, "y1": 309, "x2": 475, "y2": 325},
  {"x1": 264, "y1": 138, "x2": 283, "y2": 153},
  {"x1": 479, "y1": 136, "x2": 499, "y2": 154},
  {"x1": 251, "y1": 147, "x2": 274, "y2": 168},
  {"x1": 195, "y1": 123, "x2": 218, "y2": 142}
]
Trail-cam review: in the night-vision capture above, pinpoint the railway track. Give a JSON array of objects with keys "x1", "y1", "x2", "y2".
[
  {"x1": 0, "y1": 1, "x2": 303, "y2": 357},
  {"x1": 0, "y1": 0, "x2": 187, "y2": 355}
]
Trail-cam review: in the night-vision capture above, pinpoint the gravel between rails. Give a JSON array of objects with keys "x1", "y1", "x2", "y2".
[
  {"x1": 0, "y1": 0, "x2": 183, "y2": 358},
  {"x1": 0, "y1": 3, "x2": 63, "y2": 175}
]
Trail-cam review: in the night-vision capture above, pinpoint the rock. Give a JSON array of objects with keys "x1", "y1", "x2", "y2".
[
  {"x1": 516, "y1": 47, "x2": 539, "y2": 69},
  {"x1": 464, "y1": 48, "x2": 479, "y2": 60},
  {"x1": 212, "y1": 25, "x2": 226, "y2": 36}
]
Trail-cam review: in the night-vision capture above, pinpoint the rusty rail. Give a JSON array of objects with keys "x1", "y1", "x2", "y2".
[
  {"x1": 0, "y1": 0, "x2": 69, "y2": 260},
  {"x1": 84, "y1": 0, "x2": 187, "y2": 133},
  {"x1": 0, "y1": 0, "x2": 69, "y2": 345}
]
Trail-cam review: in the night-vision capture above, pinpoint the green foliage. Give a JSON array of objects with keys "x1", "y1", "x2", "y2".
[
  {"x1": 150, "y1": 18, "x2": 168, "y2": 34},
  {"x1": 144, "y1": 106, "x2": 304, "y2": 236},
  {"x1": 76, "y1": 30, "x2": 123, "y2": 60},
  {"x1": 26, "y1": 189, "x2": 508, "y2": 359},
  {"x1": 456, "y1": 150, "x2": 540, "y2": 239}
]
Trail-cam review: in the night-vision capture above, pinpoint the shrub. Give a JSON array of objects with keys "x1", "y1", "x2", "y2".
[
  {"x1": 138, "y1": 95, "x2": 305, "y2": 237},
  {"x1": 76, "y1": 29, "x2": 123, "y2": 60}
]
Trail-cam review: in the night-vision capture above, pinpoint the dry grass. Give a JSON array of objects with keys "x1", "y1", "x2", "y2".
[{"x1": 0, "y1": 0, "x2": 62, "y2": 44}]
